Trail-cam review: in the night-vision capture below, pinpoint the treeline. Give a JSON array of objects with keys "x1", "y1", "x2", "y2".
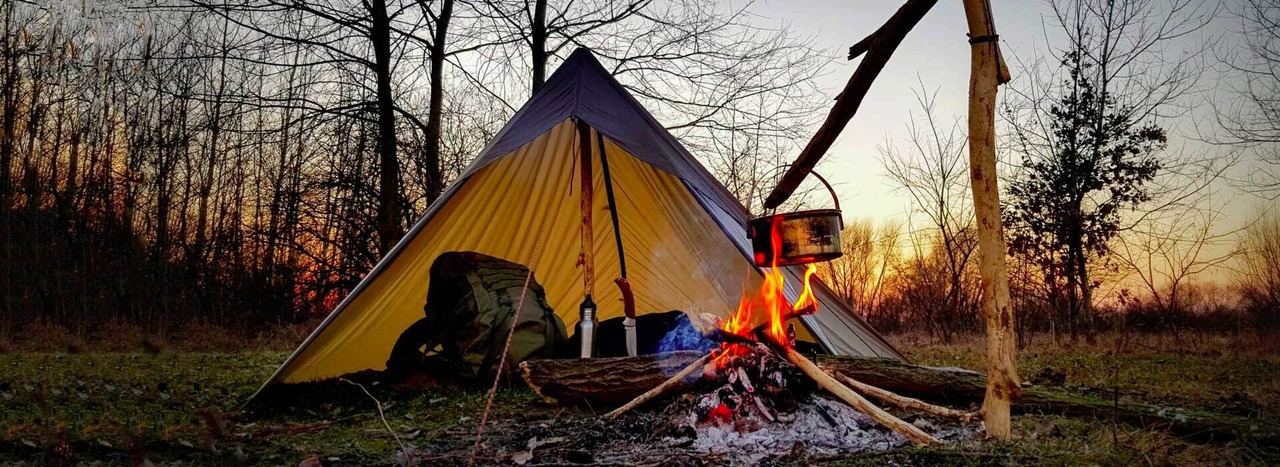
[
  {"x1": 0, "y1": 0, "x2": 828, "y2": 336},
  {"x1": 820, "y1": 214, "x2": 1280, "y2": 343}
]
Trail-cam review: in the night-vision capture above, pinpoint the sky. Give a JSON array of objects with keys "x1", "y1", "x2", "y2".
[{"x1": 753, "y1": 0, "x2": 1254, "y2": 229}]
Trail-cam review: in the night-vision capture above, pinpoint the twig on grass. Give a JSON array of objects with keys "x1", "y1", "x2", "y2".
[{"x1": 340, "y1": 378, "x2": 408, "y2": 462}]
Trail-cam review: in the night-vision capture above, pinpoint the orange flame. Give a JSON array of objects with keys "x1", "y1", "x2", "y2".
[{"x1": 718, "y1": 216, "x2": 821, "y2": 358}]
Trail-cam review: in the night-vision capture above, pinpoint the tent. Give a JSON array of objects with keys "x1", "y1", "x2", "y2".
[{"x1": 261, "y1": 48, "x2": 903, "y2": 386}]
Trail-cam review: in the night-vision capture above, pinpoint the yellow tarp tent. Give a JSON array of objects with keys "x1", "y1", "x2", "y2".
[{"x1": 262, "y1": 48, "x2": 902, "y2": 386}]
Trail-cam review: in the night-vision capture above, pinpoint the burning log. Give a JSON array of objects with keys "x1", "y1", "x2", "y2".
[{"x1": 605, "y1": 352, "x2": 711, "y2": 419}]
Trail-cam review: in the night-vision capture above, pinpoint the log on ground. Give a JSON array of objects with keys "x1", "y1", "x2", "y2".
[
  {"x1": 519, "y1": 351, "x2": 703, "y2": 406},
  {"x1": 819, "y1": 356, "x2": 1280, "y2": 446}
]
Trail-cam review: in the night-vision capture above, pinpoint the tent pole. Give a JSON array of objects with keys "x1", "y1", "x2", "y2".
[{"x1": 597, "y1": 133, "x2": 627, "y2": 279}]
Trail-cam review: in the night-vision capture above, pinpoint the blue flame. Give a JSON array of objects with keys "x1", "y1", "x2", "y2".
[{"x1": 657, "y1": 313, "x2": 717, "y2": 355}]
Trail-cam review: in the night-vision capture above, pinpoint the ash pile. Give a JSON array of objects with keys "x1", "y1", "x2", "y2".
[{"x1": 653, "y1": 343, "x2": 974, "y2": 464}]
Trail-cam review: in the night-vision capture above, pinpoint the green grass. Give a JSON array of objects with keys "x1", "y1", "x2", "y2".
[
  {"x1": 0, "y1": 352, "x2": 541, "y2": 465},
  {"x1": 2, "y1": 337, "x2": 1277, "y2": 465}
]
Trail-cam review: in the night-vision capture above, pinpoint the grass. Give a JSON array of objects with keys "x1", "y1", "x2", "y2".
[{"x1": 1, "y1": 332, "x2": 1277, "y2": 465}]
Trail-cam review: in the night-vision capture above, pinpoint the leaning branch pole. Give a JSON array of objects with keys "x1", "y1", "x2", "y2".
[
  {"x1": 762, "y1": 0, "x2": 938, "y2": 210},
  {"x1": 779, "y1": 345, "x2": 939, "y2": 445},
  {"x1": 960, "y1": 0, "x2": 1021, "y2": 441}
]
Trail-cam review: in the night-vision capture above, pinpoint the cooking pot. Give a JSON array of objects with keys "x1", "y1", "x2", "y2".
[{"x1": 747, "y1": 171, "x2": 843, "y2": 267}]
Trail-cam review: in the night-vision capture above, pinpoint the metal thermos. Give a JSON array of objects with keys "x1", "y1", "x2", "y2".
[{"x1": 577, "y1": 294, "x2": 597, "y2": 358}]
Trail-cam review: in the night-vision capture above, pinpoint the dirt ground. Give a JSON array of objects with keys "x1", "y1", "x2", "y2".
[{"x1": 1, "y1": 332, "x2": 1277, "y2": 465}]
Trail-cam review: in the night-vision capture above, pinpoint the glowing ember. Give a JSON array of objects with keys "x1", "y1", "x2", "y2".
[{"x1": 718, "y1": 216, "x2": 821, "y2": 362}]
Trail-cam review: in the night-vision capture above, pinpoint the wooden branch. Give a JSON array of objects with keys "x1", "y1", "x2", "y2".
[
  {"x1": 829, "y1": 370, "x2": 977, "y2": 422},
  {"x1": 847, "y1": 33, "x2": 875, "y2": 60},
  {"x1": 778, "y1": 346, "x2": 938, "y2": 445},
  {"x1": 604, "y1": 352, "x2": 711, "y2": 419},
  {"x1": 763, "y1": 0, "x2": 938, "y2": 210},
  {"x1": 962, "y1": 0, "x2": 1020, "y2": 441},
  {"x1": 701, "y1": 304, "x2": 816, "y2": 345}
]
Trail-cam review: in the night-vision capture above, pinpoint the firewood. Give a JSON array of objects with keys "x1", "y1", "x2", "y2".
[
  {"x1": 776, "y1": 345, "x2": 939, "y2": 445},
  {"x1": 519, "y1": 351, "x2": 704, "y2": 406},
  {"x1": 604, "y1": 352, "x2": 712, "y2": 419},
  {"x1": 700, "y1": 304, "x2": 817, "y2": 345},
  {"x1": 828, "y1": 370, "x2": 977, "y2": 422}
]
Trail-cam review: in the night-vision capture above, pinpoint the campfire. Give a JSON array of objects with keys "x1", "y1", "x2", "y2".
[{"x1": 598, "y1": 217, "x2": 978, "y2": 455}]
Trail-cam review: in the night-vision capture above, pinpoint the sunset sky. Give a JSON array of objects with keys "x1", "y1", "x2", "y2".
[{"x1": 762, "y1": 0, "x2": 1253, "y2": 231}]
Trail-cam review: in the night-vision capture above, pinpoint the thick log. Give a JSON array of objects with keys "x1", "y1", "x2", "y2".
[
  {"x1": 518, "y1": 351, "x2": 704, "y2": 406},
  {"x1": 819, "y1": 356, "x2": 1280, "y2": 445},
  {"x1": 521, "y1": 353, "x2": 1280, "y2": 446}
]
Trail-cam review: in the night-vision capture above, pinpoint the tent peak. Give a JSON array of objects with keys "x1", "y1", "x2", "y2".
[{"x1": 465, "y1": 47, "x2": 749, "y2": 222}]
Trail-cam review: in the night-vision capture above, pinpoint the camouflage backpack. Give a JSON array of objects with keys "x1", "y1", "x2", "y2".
[{"x1": 387, "y1": 251, "x2": 567, "y2": 381}]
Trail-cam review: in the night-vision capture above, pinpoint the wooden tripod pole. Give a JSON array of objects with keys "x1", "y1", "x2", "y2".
[
  {"x1": 576, "y1": 119, "x2": 594, "y2": 297},
  {"x1": 961, "y1": 0, "x2": 1021, "y2": 441}
]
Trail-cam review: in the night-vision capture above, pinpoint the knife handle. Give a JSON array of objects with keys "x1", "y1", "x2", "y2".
[{"x1": 614, "y1": 278, "x2": 636, "y2": 319}]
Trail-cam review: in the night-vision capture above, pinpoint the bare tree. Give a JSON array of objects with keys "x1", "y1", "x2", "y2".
[
  {"x1": 1001, "y1": 0, "x2": 1223, "y2": 334},
  {"x1": 881, "y1": 84, "x2": 979, "y2": 341},
  {"x1": 1235, "y1": 204, "x2": 1280, "y2": 327},
  {"x1": 1111, "y1": 198, "x2": 1239, "y2": 319},
  {"x1": 184, "y1": 0, "x2": 436, "y2": 254},
  {"x1": 1218, "y1": 0, "x2": 1280, "y2": 196},
  {"x1": 472, "y1": 0, "x2": 829, "y2": 214},
  {"x1": 819, "y1": 220, "x2": 902, "y2": 322}
]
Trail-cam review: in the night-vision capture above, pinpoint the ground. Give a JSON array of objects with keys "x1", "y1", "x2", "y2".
[{"x1": 1, "y1": 333, "x2": 1277, "y2": 466}]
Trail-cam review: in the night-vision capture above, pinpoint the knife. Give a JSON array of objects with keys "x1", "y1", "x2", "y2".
[{"x1": 615, "y1": 278, "x2": 637, "y2": 356}]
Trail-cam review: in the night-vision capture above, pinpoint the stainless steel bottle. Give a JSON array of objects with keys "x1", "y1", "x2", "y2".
[{"x1": 577, "y1": 294, "x2": 597, "y2": 358}]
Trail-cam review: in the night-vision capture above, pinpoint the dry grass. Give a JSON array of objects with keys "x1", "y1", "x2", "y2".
[{"x1": 876, "y1": 331, "x2": 1280, "y2": 466}]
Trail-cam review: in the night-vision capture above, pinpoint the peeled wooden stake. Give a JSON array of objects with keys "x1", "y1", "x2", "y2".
[{"x1": 779, "y1": 346, "x2": 939, "y2": 445}]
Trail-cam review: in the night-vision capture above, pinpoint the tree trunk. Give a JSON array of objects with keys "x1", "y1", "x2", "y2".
[
  {"x1": 1074, "y1": 234, "x2": 1093, "y2": 332},
  {"x1": 423, "y1": 0, "x2": 454, "y2": 204},
  {"x1": 0, "y1": 0, "x2": 14, "y2": 210},
  {"x1": 530, "y1": 0, "x2": 548, "y2": 96},
  {"x1": 371, "y1": 0, "x2": 403, "y2": 256},
  {"x1": 960, "y1": 0, "x2": 1021, "y2": 441}
]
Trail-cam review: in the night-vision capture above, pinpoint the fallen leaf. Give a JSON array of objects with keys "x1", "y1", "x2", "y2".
[
  {"x1": 527, "y1": 436, "x2": 566, "y2": 450},
  {"x1": 511, "y1": 451, "x2": 533, "y2": 465}
]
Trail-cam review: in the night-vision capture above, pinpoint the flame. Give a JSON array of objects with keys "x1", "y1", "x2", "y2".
[{"x1": 717, "y1": 215, "x2": 821, "y2": 360}]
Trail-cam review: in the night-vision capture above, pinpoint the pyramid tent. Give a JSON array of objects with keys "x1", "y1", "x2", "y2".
[{"x1": 263, "y1": 48, "x2": 903, "y2": 386}]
